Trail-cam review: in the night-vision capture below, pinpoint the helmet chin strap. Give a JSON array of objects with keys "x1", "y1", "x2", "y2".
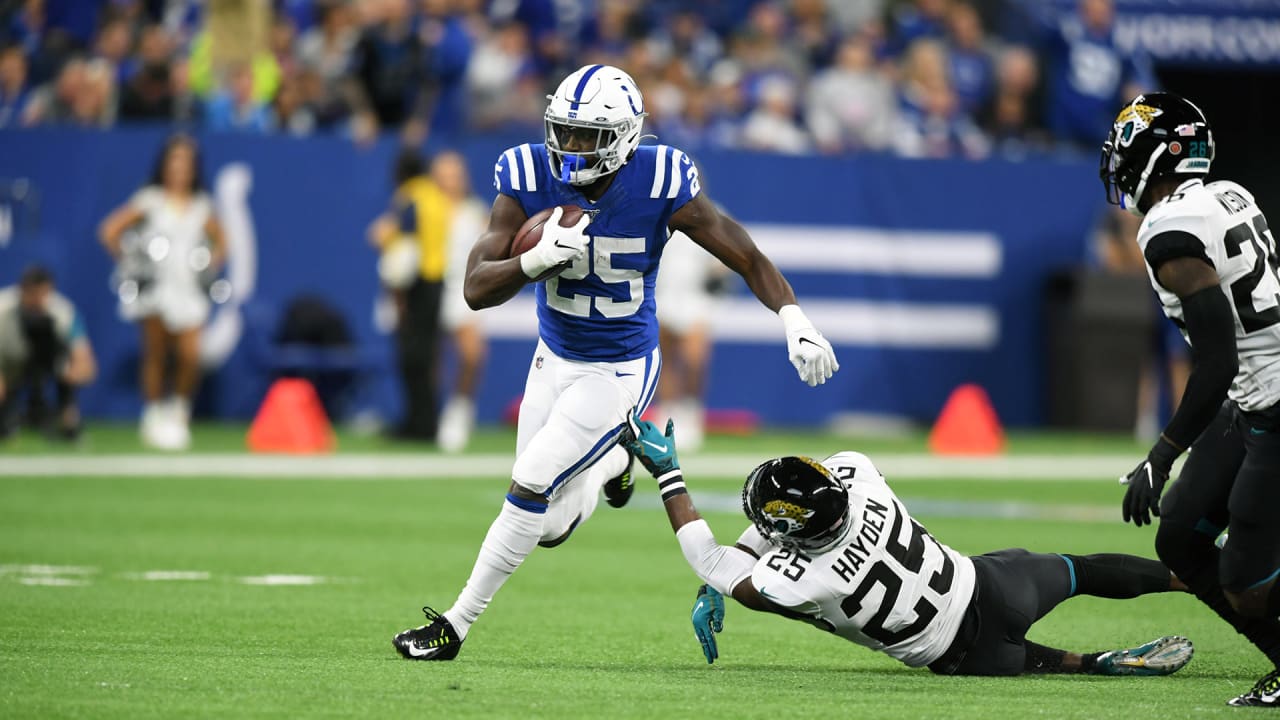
[{"x1": 1126, "y1": 141, "x2": 1168, "y2": 216}]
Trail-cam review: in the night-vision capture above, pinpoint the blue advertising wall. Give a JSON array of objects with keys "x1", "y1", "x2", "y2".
[
  {"x1": 0, "y1": 127, "x2": 1104, "y2": 427},
  {"x1": 1021, "y1": 0, "x2": 1280, "y2": 67}
]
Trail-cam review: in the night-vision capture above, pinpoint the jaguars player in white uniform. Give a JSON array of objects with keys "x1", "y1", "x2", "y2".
[
  {"x1": 393, "y1": 65, "x2": 840, "y2": 660},
  {"x1": 1102, "y1": 92, "x2": 1280, "y2": 707},
  {"x1": 623, "y1": 414, "x2": 1194, "y2": 676}
]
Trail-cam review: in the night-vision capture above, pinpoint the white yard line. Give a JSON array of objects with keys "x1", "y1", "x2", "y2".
[
  {"x1": 121, "y1": 571, "x2": 212, "y2": 581},
  {"x1": 0, "y1": 564, "x2": 97, "y2": 575},
  {"x1": 3, "y1": 568, "x2": 352, "y2": 588},
  {"x1": 0, "y1": 453, "x2": 1138, "y2": 480},
  {"x1": 18, "y1": 577, "x2": 90, "y2": 586},
  {"x1": 237, "y1": 574, "x2": 331, "y2": 586}
]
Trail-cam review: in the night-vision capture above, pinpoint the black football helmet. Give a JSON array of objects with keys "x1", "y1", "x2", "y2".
[
  {"x1": 742, "y1": 456, "x2": 850, "y2": 553},
  {"x1": 1100, "y1": 92, "x2": 1214, "y2": 215}
]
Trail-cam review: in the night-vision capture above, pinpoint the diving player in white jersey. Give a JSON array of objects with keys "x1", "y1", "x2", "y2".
[
  {"x1": 393, "y1": 64, "x2": 840, "y2": 660},
  {"x1": 623, "y1": 414, "x2": 1194, "y2": 676},
  {"x1": 1101, "y1": 92, "x2": 1280, "y2": 707}
]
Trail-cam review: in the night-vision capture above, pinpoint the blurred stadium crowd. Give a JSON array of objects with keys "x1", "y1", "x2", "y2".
[{"x1": 0, "y1": 0, "x2": 1154, "y2": 159}]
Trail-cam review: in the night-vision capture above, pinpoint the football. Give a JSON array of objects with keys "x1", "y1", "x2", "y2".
[{"x1": 509, "y1": 205, "x2": 587, "y2": 281}]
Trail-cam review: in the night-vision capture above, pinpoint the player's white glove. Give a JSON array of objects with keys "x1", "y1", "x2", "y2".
[
  {"x1": 779, "y1": 304, "x2": 839, "y2": 387},
  {"x1": 520, "y1": 207, "x2": 591, "y2": 279}
]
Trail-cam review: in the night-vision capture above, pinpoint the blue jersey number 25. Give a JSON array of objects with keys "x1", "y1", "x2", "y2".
[{"x1": 545, "y1": 236, "x2": 644, "y2": 318}]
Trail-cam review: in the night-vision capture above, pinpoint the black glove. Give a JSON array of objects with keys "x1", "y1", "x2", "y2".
[{"x1": 1122, "y1": 437, "x2": 1180, "y2": 527}]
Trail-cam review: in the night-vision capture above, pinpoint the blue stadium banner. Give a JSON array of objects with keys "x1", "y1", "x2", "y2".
[{"x1": 1038, "y1": 0, "x2": 1280, "y2": 67}]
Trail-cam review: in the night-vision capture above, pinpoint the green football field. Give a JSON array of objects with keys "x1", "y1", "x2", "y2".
[{"x1": 0, "y1": 425, "x2": 1270, "y2": 718}]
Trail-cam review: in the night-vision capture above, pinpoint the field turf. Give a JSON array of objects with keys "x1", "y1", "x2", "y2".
[{"x1": 0, "y1": 424, "x2": 1270, "y2": 718}]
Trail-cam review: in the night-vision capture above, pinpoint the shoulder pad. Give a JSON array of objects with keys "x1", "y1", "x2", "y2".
[
  {"x1": 1206, "y1": 179, "x2": 1257, "y2": 206},
  {"x1": 640, "y1": 144, "x2": 701, "y2": 202},
  {"x1": 493, "y1": 143, "x2": 546, "y2": 195},
  {"x1": 1142, "y1": 204, "x2": 1213, "y2": 242},
  {"x1": 822, "y1": 451, "x2": 886, "y2": 486}
]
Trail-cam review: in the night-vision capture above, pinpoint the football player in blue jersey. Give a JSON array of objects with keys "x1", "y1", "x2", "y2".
[{"x1": 393, "y1": 64, "x2": 839, "y2": 660}]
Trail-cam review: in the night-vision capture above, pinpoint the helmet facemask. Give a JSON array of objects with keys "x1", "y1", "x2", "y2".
[
  {"x1": 1100, "y1": 132, "x2": 1163, "y2": 215},
  {"x1": 544, "y1": 113, "x2": 639, "y2": 185}
]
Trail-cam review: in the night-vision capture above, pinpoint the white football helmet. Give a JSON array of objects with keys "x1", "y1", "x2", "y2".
[{"x1": 545, "y1": 64, "x2": 647, "y2": 186}]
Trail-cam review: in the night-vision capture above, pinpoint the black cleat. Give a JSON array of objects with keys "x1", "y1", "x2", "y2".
[
  {"x1": 603, "y1": 427, "x2": 637, "y2": 508},
  {"x1": 1229, "y1": 668, "x2": 1280, "y2": 707},
  {"x1": 393, "y1": 606, "x2": 463, "y2": 661}
]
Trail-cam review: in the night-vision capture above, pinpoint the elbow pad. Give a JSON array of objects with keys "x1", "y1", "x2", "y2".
[{"x1": 676, "y1": 519, "x2": 758, "y2": 596}]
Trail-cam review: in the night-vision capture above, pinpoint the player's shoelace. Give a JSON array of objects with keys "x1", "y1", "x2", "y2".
[
  {"x1": 1251, "y1": 670, "x2": 1280, "y2": 700},
  {"x1": 412, "y1": 606, "x2": 454, "y2": 648},
  {"x1": 1230, "y1": 668, "x2": 1280, "y2": 706}
]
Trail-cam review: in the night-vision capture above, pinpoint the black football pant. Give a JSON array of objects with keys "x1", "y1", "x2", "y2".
[
  {"x1": 1155, "y1": 402, "x2": 1280, "y2": 665},
  {"x1": 929, "y1": 549, "x2": 1172, "y2": 676},
  {"x1": 397, "y1": 278, "x2": 443, "y2": 441}
]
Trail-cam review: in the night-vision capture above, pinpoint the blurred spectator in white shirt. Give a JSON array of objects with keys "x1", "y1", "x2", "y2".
[
  {"x1": 464, "y1": 20, "x2": 540, "y2": 130},
  {"x1": 24, "y1": 57, "x2": 116, "y2": 127},
  {"x1": 297, "y1": 0, "x2": 356, "y2": 127},
  {"x1": 704, "y1": 58, "x2": 748, "y2": 148},
  {"x1": 298, "y1": 1, "x2": 356, "y2": 83},
  {"x1": 77, "y1": 58, "x2": 117, "y2": 127},
  {"x1": 740, "y1": 73, "x2": 811, "y2": 154},
  {"x1": 824, "y1": 0, "x2": 885, "y2": 36},
  {"x1": 806, "y1": 33, "x2": 896, "y2": 154},
  {"x1": 22, "y1": 57, "x2": 83, "y2": 125}
]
